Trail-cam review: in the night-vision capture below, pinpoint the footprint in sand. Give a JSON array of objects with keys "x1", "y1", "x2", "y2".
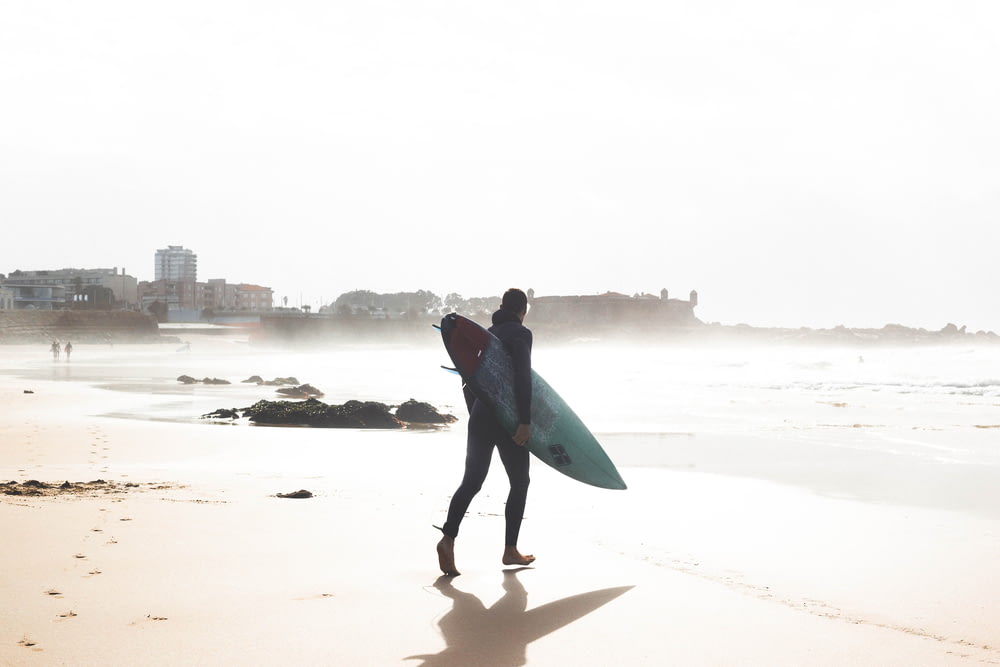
[
  {"x1": 19, "y1": 638, "x2": 42, "y2": 651},
  {"x1": 57, "y1": 610, "x2": 77, "y2": 619},
  {"x1": 130, "y1": 615, "x2": 168, "y2": 625},
  {"x1": 44, "y1": 589, "x2": 63, "y2": 598}
]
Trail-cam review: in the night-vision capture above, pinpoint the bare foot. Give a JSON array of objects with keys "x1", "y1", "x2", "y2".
[
  {"x1": 437, "y1": 536, "x2": 460, "y2": 576},
  {"x1": 502, "y1": 546, "x2": 536, "y2": 566}
]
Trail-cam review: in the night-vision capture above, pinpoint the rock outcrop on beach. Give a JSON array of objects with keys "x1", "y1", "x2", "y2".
[
  {"x1": 177, "y1": 375, "x2": 231, "y2": 385},
  {"x1": 242, "y1": 398, "x2": 403, "y2": 428},
  {"x1": 240, "y1": 376, "x2": 300, "y2": 386},
  {"x1": 276, "y1": 489, "x2": 313, "y2": 499},
  {"x1": 395, "y1": 399, "x2": 458, "y2": 424},
  {"x1": 275, "y1": 384, "x2": 324, "y2": 398},
  {"x1": 202, "y1": 398, "x2": 455, "y2": 428}
]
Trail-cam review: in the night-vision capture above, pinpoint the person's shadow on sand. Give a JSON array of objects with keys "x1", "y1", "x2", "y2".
[{"x1": 405, "y1": 569, "x2": 633, "y2": 666}]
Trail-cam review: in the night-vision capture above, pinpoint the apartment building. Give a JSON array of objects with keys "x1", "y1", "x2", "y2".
[
  {"x1": 154, "y1": 246, "x2": 197, "y2": 282},
  {"x1": 0, "y1": 268, "x2": 139, "y2": 310},
  {"x1": 139, "y1": 278, "x2": 273, "y2": 314}
]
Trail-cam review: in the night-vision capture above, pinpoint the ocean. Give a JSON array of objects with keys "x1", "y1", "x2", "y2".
[{"x1": 4, "y1": 334, "x2": 999, "y2": 519}]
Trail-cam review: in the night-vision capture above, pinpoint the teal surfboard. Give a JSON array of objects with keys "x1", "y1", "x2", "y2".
[{"x1": 440, "y1": 313, "x2": 626, "y2": 490}]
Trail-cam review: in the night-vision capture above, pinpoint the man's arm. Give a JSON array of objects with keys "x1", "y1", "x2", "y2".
[{"x1": 509, "y1": 333, "x2": 532, "y2": 446}]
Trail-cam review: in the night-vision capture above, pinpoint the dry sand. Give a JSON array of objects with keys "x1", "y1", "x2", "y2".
[{"x1": 2, "y1": 356, "x2": 999, "y2": 666}]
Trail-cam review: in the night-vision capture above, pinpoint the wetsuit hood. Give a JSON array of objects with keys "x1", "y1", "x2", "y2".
[{"x1": 491, "y1": 308, "x2": 522, "y2": 327}]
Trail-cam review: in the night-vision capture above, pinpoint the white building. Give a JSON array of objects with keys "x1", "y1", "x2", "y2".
[{"x1": 154, "y1": 246, "x2": 197, "y2": 282}]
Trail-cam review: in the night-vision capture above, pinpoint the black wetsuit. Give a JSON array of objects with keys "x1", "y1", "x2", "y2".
[{"x1": 442, "y1": 308, "x2": 533, "y2": 546}]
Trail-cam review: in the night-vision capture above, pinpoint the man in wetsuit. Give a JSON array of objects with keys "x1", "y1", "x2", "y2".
[{"x1": 437, "y1": 288, "x2": 535, "y2": 576}]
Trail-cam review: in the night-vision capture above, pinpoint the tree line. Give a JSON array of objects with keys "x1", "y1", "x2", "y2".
[{"x1": 323, "y1": 290, "x2": 501, "y2": 318}]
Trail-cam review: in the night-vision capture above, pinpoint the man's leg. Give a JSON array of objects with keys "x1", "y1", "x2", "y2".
[
  {"x1": 439, "y1": 402, "x2": 495, "y2": 575},
  {"x1": 496, "y1": 436, "x2": 534, "y2": 565},
  {"x1": 442, "y1": 404, "x2": 495, "y2": 539}
]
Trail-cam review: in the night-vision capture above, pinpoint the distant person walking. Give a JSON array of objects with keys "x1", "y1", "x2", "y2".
[
  {"x1": 437, "y1": 288, "x2": 536, "y2": 576},
  {"x1": 50, "y1": 340, "x2": 60, "y2": 361},
  {"x1": 64, "y1": 341, "x2": 73, "y2": 360}
]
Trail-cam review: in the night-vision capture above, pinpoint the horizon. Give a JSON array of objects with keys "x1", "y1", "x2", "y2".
[
  {"x1": 2, "y1": 2, "x2": 998, "y2": 333},
  {"x1": 3, "y1": 263, "x2": 993, "y2": 334}
]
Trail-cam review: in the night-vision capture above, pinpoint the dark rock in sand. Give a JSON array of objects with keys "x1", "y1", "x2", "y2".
[
  {"x1": 395, "y1": 399, "x2": 458, "y2": 424},
  {"x1": 24, "y1": 480, "x2": 48, "y2": 488},
  {"x1": 277, "y1": 489, "x2": 313, "y2": 499},
  {"x1": 242, "y1": 375, "x2": 264, "y2": 384},
  {"x1": 243, "y1": 398, "x2": 403, "y2": 429},
  {"x1": 262, "y1": 377, "x2": 300, "y2": 386},
  {"x1": 201, "y1": 408, "x2": 242, "y2": 420},
  {"x1": 275, "y1": 384, "x2": 324, "y2": 398},
  {"x1": 177, "y1": 375, "x2": 198, "y2": 384},
  {"x1": 202, "y1": 377, "x2": 231, "y2": 385}
]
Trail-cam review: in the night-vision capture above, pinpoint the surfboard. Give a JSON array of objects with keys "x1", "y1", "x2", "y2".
[{"x1": 439, "y1": 313, "x2": 626, "y2": 490}]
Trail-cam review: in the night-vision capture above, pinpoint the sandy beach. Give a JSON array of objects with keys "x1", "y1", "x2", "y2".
[{"x1": 2, "y1": 338, "x2": 1000, "y2": 666}]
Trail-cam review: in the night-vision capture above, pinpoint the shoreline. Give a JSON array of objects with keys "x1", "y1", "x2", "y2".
[
  {"x1": 3, "y1": 344, "x2": 1000, "y2": 664},
  {"x1": 4, "y1": 307, "x2": 998, "y2": 348}
]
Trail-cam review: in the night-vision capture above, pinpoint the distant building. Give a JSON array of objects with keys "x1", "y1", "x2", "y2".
[
  {"x1": 1, "y1": 268, "x2": 138, "y2": 310},
  {"x1": 231, "y1": 283, "x2": 273, "y2": 311},
  {"x1": 154, "y1": 246, "x2": 197, "y2": 282},
  {"x1": 138, "y1": 278, "x2": 273, "y2": 317},
  {"x1": 0, "y1": 286, "x2": 15, "y2": 310},
  {"x1": 139, "y1": 279, "x2": 195, "y2": 313},
  {"x1": 528, "y1": 289, "x2": 699, "y2": 326}
]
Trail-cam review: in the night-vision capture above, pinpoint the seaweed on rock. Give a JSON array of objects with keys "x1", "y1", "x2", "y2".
[{"x1": 242, "y1": 398, "x2": 403, "y2": 429}]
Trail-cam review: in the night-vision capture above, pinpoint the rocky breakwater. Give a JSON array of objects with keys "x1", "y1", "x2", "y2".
[{"x1": 0, "y1": 310, "x2": 164, "y2": 343}]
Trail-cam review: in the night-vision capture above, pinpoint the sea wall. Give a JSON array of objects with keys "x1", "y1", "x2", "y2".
[{"x1": 0, "y1": 310, "x2": 162, "y2": 343}]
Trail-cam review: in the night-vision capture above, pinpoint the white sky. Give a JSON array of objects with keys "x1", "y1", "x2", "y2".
[{"x1": 2, "y1": 1, "x2": 998, "y2": 331}]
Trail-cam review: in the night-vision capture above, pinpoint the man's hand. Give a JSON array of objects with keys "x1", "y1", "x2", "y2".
[{"x1": 513, "y1": 424, "x2": 532, "y2": 447}]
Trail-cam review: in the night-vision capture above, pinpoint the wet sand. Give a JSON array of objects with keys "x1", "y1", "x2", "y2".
[{"x1": 2, "y1": 349, "x2": 1000, "y2": 665}]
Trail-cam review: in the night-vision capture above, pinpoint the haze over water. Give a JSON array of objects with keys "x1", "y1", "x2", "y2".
[{"x1": 7, "y1": 332, "x2": 999, "y2": 520}]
